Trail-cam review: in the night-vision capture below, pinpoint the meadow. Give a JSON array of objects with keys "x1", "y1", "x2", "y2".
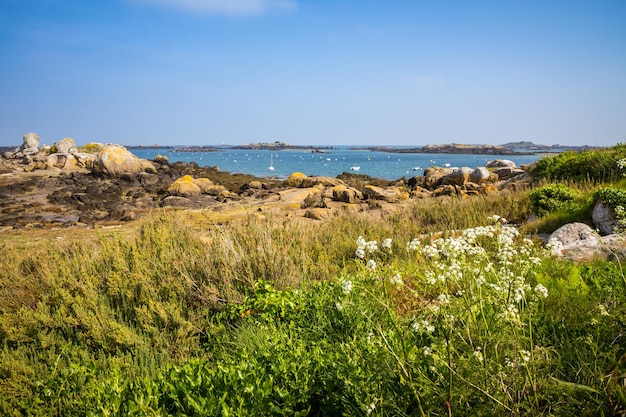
[{"x1": 1, "y1": 145, "x2": 626, "y2": 416}]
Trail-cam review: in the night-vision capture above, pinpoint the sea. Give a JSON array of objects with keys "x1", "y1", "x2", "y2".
[{"x1": 131, "y1": 146, "x2": 544, "y2": 181}]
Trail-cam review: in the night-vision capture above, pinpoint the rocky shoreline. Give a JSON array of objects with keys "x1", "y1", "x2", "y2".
[{"x1": 0, "y1": 133, "x2": 534, "y2": 229}]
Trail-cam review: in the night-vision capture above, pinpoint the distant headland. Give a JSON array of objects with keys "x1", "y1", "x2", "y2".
[{"x1": 352, "y1": 142, "x2": 598, "y2": 155}]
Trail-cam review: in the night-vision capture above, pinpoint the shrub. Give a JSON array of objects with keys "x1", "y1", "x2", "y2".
[
  {"x1": 531, "y1": 143, "x2": 626, "y2": 182},
  {"x1": 529, "y1": 183, "x2": 579, "y2": 216}
]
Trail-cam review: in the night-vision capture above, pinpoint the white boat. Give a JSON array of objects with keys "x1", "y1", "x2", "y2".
[
  {"x1": 350, "y1": 166, "x2": 360, "y2": 171},
  {"x1": 268, "y1": 154, "x2": 275, "y2": 171}
]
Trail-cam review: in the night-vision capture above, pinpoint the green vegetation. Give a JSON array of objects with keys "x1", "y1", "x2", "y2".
[
  {"x1": 529, "y1": 184, "x2": 579, "y2": 216},
  {"x1": 1, "y1": 144, "x2": 626, "y2": 415},
  {"x1": 530, "y1": 143, "x2": 626, "y2": 181}
]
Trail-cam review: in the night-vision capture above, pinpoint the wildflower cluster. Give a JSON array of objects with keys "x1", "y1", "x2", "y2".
[{"x1": 352, "y1": 216, "x2": 551, "y2": 400}]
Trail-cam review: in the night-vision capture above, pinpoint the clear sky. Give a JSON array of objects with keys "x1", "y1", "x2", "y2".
[{"x1": 1, "y1": 0, "x2": 625, "y2": 147}]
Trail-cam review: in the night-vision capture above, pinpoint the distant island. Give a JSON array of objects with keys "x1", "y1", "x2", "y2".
[
  {"x1": 353, "y1": 142, "x2": 599, "y2": 155},
  {"x1": 232, "y1": 141, "x2": 334, "y2": 152}
]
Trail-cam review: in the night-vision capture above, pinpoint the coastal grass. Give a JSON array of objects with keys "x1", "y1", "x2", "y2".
[{"x1": 2, "y1": 154, "x2": 626, "y2": 414}]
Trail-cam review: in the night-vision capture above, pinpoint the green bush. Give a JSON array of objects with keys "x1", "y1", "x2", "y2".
[
  {"x1": 529, "y1": 183, "x2": 579, "y2": 216},
  {"x1": 531, "y1": 143, "x2": 626, "y2": 182}
]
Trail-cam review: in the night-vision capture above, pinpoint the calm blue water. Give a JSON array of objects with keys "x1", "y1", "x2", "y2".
[{"x1": 131, "y1": 147, "x2": 543, "y2": 180}]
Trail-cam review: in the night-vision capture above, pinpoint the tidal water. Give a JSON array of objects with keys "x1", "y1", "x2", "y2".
[{"x1": 131, "y1": 147, "x2": 543, "y2": 181}]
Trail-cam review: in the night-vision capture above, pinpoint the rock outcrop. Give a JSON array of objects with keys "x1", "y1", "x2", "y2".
[{"x1": 92, "y1": 144, "x2": 156, "y2": 176}]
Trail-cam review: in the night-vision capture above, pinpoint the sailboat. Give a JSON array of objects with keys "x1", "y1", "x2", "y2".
[{"x1": 268, "y1": 154, "x2": 275, "y2": 171}]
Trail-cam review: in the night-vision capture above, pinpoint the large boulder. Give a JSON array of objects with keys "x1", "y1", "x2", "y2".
[
  {"x1": 332, "y1": 184, "x2": 362, "y2": 204},
  {"x1": 442, "y1": 167, "x2": 472, "y2": 186},
  {"x1": 548, "y1": 222, "x2": 601, "y2": 257},
  {"x1": 168, "y1": 175, "x2": 201, "y2": 197},
  {"x1": 422, "y1": 167, "x2": 453, "y2": 189},
  {"x1": 486, "y1": 159, "x2": 516, "y2": 168},
  {"x1": 91, "y1": 144, "x2": 156, "y2": 176},
  {"x1": 11, "y1": 132, "x2": 40, "y2": 157},
  {"x1": 493, "y1": 167, "x2": 525, "y2": 180},
  {"x1": 57, "y1": 137, "x2": 76, "y2": 154},
  {"x1": 286, "y1": 172, "x2": 307, "y2": 187},
  {"x1": 592, "y1": 200, "x2": 619, "y2": 235},
  {"x1": 469, "y1": 167, "x2": 492, "y2": 184}
]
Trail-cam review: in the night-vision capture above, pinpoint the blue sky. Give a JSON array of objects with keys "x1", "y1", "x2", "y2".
[{"x1": 1, "y1": 0, "x2": 625, "y2": 147}]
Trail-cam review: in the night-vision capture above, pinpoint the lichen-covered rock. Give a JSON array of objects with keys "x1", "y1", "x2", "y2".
[
  {"x1": 192, "y1": 178, "x2": 214, "y2": 193},
  {"x1": 92, "y1": 144, "x2": 156, "y2": 176},
  {"x1": 304, "y1": 208, "x2": 331, "y2": 220},
  {"x1": 168, "y1": 175, "x2": 201, "y2": 197},
  {"x1": 301, "y1": 176, "x2": 345, "y2": 188},
  {"x1": 332, "y1": 185, "x2": 361, "y2": 204},
  {"x1": 286, "y1": 172, "x2": 307, "y2": 187},
  {"x1": 362, "y1": 185, "x2": 409, "y2": 203},
  {"x1": 422, "y1": 167, "x2": 453, "y2": 189},
  {"x1": 442, "y1": 167, "x2": 472, "y2": 186}
]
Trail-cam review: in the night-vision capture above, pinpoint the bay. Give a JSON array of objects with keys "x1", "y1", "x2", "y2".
[{"x1": 131, "y1": 146, "x2": 543, "y2": 180}]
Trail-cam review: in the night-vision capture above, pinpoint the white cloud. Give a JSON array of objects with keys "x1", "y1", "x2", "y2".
[{"x1": 129, "y1": 0, "x2": 297, "y2": 16}]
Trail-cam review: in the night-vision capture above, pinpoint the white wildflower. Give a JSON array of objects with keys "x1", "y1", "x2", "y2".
[
  {"x1": 382, "y1": 238, "x2": 392, "y2": 250},
  {"x1": 365, "y1": 240, "x2": 378, "y2": 253},
  {"x1": 355, "y1": 247, "x2": 366, "y2": 259},
  {"x1": 546, "y1": 237, "x2": 563, "y2": 256},
  {"x1": 365, "y1": 402, "x2": 376, "y2": 415},
  {"x1": 389, "y1": 273, "x2": 403, "y2": 286},
  {"x1": 534, "y1": 284, "x2": 548, "y2": 298},
  {"x1": 437, "y1": 293, "x2": 451, "y2": 304},
  {"x1": 423, "y1": 346, "x2": 432, "y2": 356},
  {"x1": 412, "y1": 319, "x2": 435, "y2": 334},
  {"x1": 473, "y1": 347, "x2": 483, "y2": 363},
  {"x1": 366, "y1": 259, "x2": 377, "y2": 271},
  {"x1": 406, "y1": 238, "x2": 421, "y2": 251},
  {"x1": 341, "y1": 280, "x2": 353, "y2": 294},
  {"x1": 335, "y1": 302, "x2": 343, "y2": 311}
]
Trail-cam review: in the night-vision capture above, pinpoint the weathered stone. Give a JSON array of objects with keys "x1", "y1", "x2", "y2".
[
  {"x1": 23, "y1": 133, "x2": 40, "y2": 149},
  {"x1": 168, "y1": 175, "x2": 201, "y2": 197},
  {"x1": 592, "y1": 200, "x2": 619, "y2": 235},
  {"x1": 92, "y1": 144, "x2": 156, "y2": 176},
  {"x1": 410, "y1": 186, "x2": 432, "y2": 198},
  {"x1": 153, "y1": 154, "x2": 169, "y2": 164},
  {"x1": 362, "y1": 185, "x2": 409, "y2": 203},
  {"x1": 304, "y1": 208, "x2": 331, "y2": 220},
  {"x1": 161, "y1": 196, "x2": 193, "y2": 207},
  {"x1": 432, "y1": 185, "x2": 456, "y2": 197},
  {"x1": 494, "y1": 167, "x2": 525, "y2": 180},
  {"x1": 549, "y1": 222, "x2": 600, "y2": 254},
  {"x1": 486, "y1": 159, "x2": 516, "y2": 168},
  {"x1": 301, "y1": 176, "x2": 345, "y2": 188},
  {"x1": 193, "y1": 177, "x2": 214, "y2": 193},
  {"x1": 286, "y1": 172, "x2": 307, "y2": 187},
  {"x1": 469, "y1": 167, "x2": 491, "y2": 184},
  {"x1": 332, "y1": 184, "x2": 360, "y2": 204},
  {"x1": 422, "y1": 167, "x2": 453, "y2": 189},
  {"x1": 442, "y1": 167, "x2": 472, "y2": 186},
  {"x1": 57, "y1": 138, "x2": 76, "y2": 154}
]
